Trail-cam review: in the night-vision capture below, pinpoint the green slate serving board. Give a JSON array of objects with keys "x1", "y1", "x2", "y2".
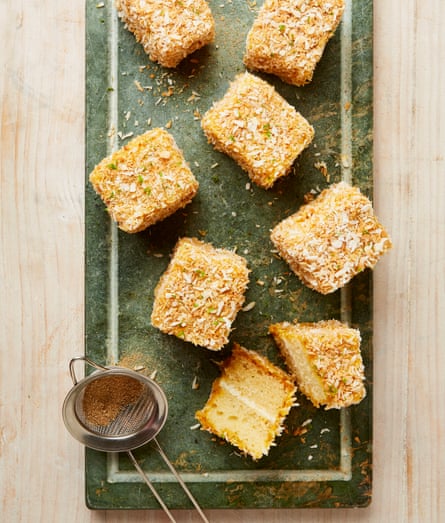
[{"x1": 85, "y1": 0, "x2": 373, "y2": 510}]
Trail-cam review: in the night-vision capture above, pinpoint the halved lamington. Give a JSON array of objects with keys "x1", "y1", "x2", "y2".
[
  {"x1": 195, "y1": 344, "x2": 297, "y2": 459},
  {"x1": 244, "y1": 0, "x2": 345, "y2": 86},
  {"x1": 151, "y1": 238, "x2": 250, "y2": 351},
  {"x1": 270, "y1": 182, "x2": 392, "y2": 294},
  {"x1": 270, "y1": 319, "x2": 366, "y2": 409},
  {"x1": 115, "y1": 0, "x2": 215, "y2": 68},
  {"x1": 89, "y1": 129, "x2": 199, "y2": 233},
  {"x1": 201, "y1": 72, "x2": 314, "y2": 189}
]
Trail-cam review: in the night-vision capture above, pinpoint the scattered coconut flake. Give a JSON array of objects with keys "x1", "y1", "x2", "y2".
[
  {"x1": 340, "y1": 153, "x2": 351, "y2": 168},
  {"x1": 118, "y1": 131, "x2": 134, "y2": 140},
  {"x1": 134, "y1": 79, "x2": 144, "y2": 92},
  {"x1": 242, "y1": 301, "x2": 256, "y2": 312},
  {"x1": 314, "y1": 160, "x2": 329, "y2": 181}
]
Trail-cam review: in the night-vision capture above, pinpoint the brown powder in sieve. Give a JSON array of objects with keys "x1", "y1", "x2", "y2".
[{"x1": 82, "y1": 374, "x2": 144, "y2": 427}]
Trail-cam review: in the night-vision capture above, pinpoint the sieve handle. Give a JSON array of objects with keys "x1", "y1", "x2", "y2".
[
  {"x1": 153, "y1": 438, "x2": 210, "y2": 523},
  {"x1": 127, "y1": 450, "x2": 177, "y2": 523},
  {"x1": 68, "y1": 356, "x2": 108, "y2": 385}
]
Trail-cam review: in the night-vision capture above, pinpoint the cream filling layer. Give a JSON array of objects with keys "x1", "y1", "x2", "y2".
[{"x1": 218, "y1": 378, "x2": 276, "y2": 424}]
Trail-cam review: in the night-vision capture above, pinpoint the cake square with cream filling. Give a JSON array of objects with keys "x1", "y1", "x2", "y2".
[
  {"x1": 89, "y1": 129, "x2": 199, "y2": 233},
  {"x1": 270, "y1": 319, "x2": 366, "y2": 409},
  {"x1": 244, "y1": 0, "x2": 346, "y2": 86},
  {"x1": 201, "y1": 72, "x2": 314, "y2": 189},
  {"x1": 151, "y1": 238, "x2": 250, "y2": 351},
  {"x1": 195, "y1": 344, "x2": 297, "y2": 459},
  {"x1": 115, "y1": 0, "x2": 215, "y2": 68},
  {"x1": 270, "y1": 181, "x2": 392, "y2": 294}
]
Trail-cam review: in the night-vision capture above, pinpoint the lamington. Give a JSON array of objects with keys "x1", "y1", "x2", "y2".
[
  {"x1": 270, "y1": 319, "x2": 366, "y2": 409},
  {"x1": 244, "y1": 0, "x2": 345, "y2": 86},
  {"x1": 195, "y1": 344, "x2": 297, "y2": 459},
  {"x1": 115, "y1": 0, "x2": 215, "y2": 68},
  {"x1": 151, "y1": 238, "x2": 250, "y2": 351},
  {"x1": 270, "y1": 181, "x2": 392, "y2": 294},
  {"x1": 201, "y1": 72, "x2": 314, "y2": 189},
  {"x1": 89, "y1": 129, "x2": 199, "y2": 233}
]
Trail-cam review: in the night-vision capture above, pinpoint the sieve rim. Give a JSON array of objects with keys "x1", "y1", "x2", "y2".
[{"x1": 62, "y1": 366, "x2": 169, "y2": 452}]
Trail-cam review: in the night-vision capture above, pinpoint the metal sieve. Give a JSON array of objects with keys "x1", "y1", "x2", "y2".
[{"x1": 62, "y1": 356, "x2": 209, "y2": 523}]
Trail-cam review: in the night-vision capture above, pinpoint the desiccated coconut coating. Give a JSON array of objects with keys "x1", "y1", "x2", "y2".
[
  {"x1": 244, "y1": 0, "x2": 345, "y2": 86},
  {"x1": 270, "y1": 182, "x2": 392, "y2": 294},
  {"x1": 115, "y1": 0, "x2": 215, "y2": 68},
  {"x1": 89, "y1": 129, "x2": 199, "y2": 233},
  {"x1": 201, "y1": 72, "x2": 314, "y2": 189},
  {"x1": 270, "y1": 319, "x2": 365, "y2": 409},
  {"x1": 151, "y1": 238, "x2": 250, "y2": 351}
]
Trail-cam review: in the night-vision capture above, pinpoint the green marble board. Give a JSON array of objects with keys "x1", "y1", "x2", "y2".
[{"x1": 85, "y1": 0, "x2": 373, "y2": 510}]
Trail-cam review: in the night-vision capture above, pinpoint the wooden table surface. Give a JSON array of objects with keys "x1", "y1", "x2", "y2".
[{"x1": 1, "y1": 1, "x2": 443, "y2": 522}]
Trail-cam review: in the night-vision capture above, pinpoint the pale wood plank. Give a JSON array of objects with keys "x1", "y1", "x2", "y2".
[{"x1": 373, "y1": 1, "x2": 445, "y2": 522}]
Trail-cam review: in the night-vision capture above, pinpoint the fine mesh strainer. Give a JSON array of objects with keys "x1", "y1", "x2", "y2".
[{"x1": 62, "y1": 356, "x2": 209, "y2": 523}]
